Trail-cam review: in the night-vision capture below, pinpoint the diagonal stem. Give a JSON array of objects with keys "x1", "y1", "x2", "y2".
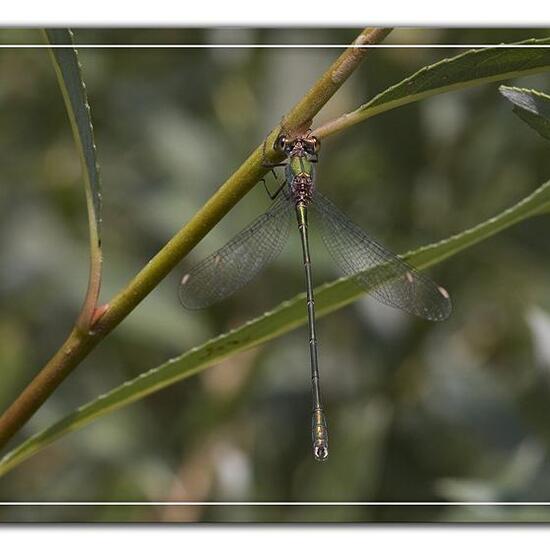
[{"x1": 0, "y1": 27, "x2": 392, "y2": 451}]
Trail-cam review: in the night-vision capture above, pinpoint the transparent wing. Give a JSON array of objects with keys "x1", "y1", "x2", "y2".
[
  {"x1": 179, "y1": 192, "x2": 293, "y2": 309},
  {"x1": 312, "y1": 192, "x2": 452, "y2": 321}
]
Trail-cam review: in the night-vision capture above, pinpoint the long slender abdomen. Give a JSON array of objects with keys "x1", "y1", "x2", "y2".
[{"x1": 295, "y1": 202, "x2": 328, "y2": 462}]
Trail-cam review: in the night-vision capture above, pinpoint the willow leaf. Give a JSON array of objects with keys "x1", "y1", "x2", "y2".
[
  {"x1": 500, "y1": 85, "x2": 550, "y2": 141},
  {"x1": 315, "y1": 38, "x2": 550, "y2": 138},
  {"x1": 44, "y1": 29, "x2": 103, "y2": 327},
  {"x1": 1, "y1": 178, "x2": 550, "y2": 477}
]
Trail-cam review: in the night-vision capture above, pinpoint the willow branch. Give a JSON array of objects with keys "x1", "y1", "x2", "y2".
[{"x1": 0, "y1": 27, "x2": 392, "y2": 451}]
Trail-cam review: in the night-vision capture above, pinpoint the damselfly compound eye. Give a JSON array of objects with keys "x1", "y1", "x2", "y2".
[
  {"x1": 303, "y1": 136, "x2": 320, "y2": 155},
  {"x1": 276, "y1": 135, "x2": 287, "y2": 151},
  {"x1": 311, "y1": 136, "x2": 320, "y2": 154}
]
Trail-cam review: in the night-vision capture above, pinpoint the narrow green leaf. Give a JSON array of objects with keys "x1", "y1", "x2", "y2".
[
  {"x1": 316, "y1": 38, "x2": 550, "y2": 138},
  {"x1": 500, "y1": 85, "x2": 550, "y2": 141},
  {"x1": 2, "y1": 177, "x2": 550, "y2": 477},
  {"x1": 44, "y1": 29, "x2": 103, "y2": 327}
]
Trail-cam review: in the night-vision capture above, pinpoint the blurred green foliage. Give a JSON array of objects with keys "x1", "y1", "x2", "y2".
[{"x1": 1, "y1": 28, "x2": 550, "y2": 522}]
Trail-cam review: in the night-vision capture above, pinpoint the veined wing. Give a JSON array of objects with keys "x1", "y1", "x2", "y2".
[
  {"x1": 179, "y1": 192, "x2": 293, "y2": 310},
  {"x1": 312, "y1": 191, "x2": 452, "y2": 321}
]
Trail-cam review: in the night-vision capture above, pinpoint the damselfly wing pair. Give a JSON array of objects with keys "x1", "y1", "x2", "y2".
[{"x1": 179, "y1": 132, "x2": 452, "y2": 462}]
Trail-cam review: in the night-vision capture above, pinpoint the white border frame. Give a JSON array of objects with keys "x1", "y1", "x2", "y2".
[{"x1": 1, "y1": 33, "x2": 550, "y2": 512}]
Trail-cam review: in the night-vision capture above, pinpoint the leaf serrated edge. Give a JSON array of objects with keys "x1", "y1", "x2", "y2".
[{"x1": 2, "y1": 177, "x2": 550, "y2": 477}]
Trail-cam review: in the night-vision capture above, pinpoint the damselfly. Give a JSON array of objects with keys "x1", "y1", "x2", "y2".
[{"x1": 179, "y1": 132, "x2": 452, "y2": 462}]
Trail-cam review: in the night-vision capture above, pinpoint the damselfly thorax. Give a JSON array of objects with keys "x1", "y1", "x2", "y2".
[{"x1": 278, "y1": 135, "x2": 319, "y2": 206}]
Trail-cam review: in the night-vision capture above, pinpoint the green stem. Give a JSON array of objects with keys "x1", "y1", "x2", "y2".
[{"x1": 0, "y1": 27, "x2": 392, "y2": 451}]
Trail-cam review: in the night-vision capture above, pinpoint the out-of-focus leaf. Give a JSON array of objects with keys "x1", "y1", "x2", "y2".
[
  {"x1": 44, "y1": 29, "x2": 103, "y2": 326},
  {"x1": 437, "y1": 440, "x2": 545, "y2": 502},
  {"x1": 316, "y1": 38, "x2": 550, "y2": 138},
  {"x1": 500, "y1": 85, "x2": 550, "y2": 141},
  {"x1": 526, "y1": 307, "x2": 550, "y2": 371},
  {"x1": 2, "y1": 177, "x2": 550, "y2": 477}
]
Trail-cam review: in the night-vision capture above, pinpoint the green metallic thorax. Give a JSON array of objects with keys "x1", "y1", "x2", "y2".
[{"x1": 289, "y1": 154, "x2": 314, "y2": 177}]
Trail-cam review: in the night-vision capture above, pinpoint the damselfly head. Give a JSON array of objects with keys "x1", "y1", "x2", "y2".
[{"x1": 275, "y1": 133, "x2": 320, "y2": 157}]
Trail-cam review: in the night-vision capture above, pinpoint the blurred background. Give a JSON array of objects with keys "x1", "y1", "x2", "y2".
[{"x1": 1, "y1": 28, "x2": 550, "y2": 522}]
